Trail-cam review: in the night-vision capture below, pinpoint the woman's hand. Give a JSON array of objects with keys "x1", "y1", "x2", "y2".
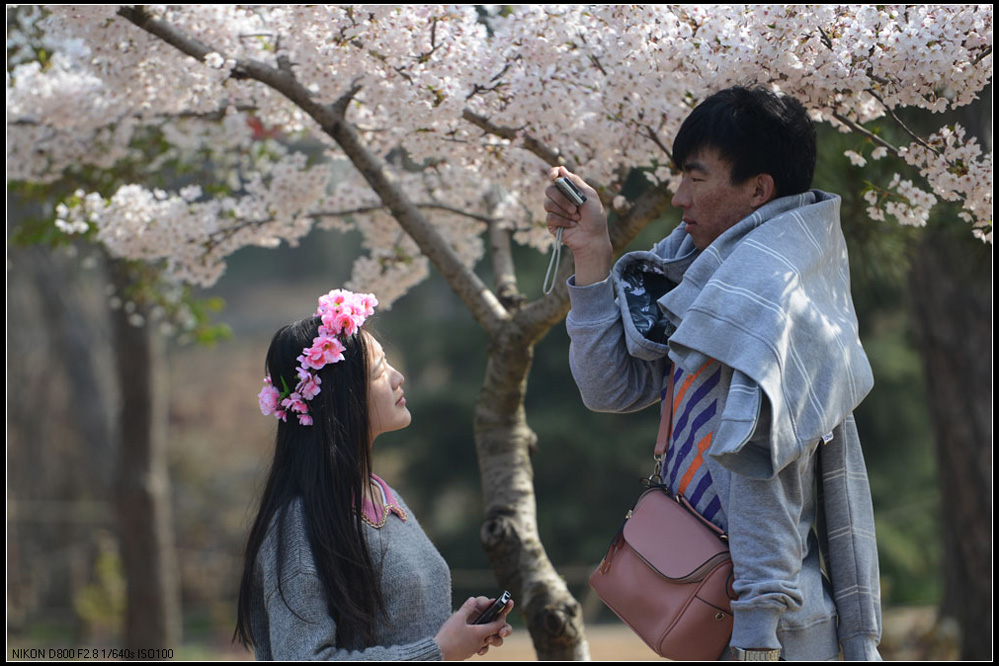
[
  {"x1": 435, "y1": 596, "x2": 514, "y2": 661},
  {"x1": 544, "y1": 166, "x2": 612, "y2": 286}
]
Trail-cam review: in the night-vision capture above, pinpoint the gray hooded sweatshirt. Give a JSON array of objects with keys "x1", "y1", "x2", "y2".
[{"x1": 566, "y1": 191, "x2": 881, "y2": 660}]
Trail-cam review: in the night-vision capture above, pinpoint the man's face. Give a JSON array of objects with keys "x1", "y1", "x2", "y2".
[{"x1": 671, "y1": 148, "x2": 762, "y2": 251}]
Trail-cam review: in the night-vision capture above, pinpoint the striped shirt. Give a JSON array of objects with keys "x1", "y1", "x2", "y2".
[{"x1": 662, "y1": 360, "x2": 732, "y2": 530}]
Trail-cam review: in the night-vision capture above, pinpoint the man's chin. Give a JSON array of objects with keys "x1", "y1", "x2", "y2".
[{"x1": 684, "y1": 225, "x2": 706, "y2": 250}]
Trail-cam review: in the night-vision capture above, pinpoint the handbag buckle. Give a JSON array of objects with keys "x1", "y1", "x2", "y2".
[{"x1": 646, "y1": 455, "x2": 664, "y2": 486}]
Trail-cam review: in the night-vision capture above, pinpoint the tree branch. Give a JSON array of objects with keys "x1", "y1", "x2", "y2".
[
  {"x1": 488, "y1": 220, "x2": 523, "y2": 309},
  {"x1": 970, "y1": 45, "x2": 992, "y2": 67},
  {"x1": 461, "y1": 109, "x2": 566, "y2": 169},
  {"x1": 830, "y1": 112, "x2": 901, "y2": 154},
  {"x1": 643, "y1": 125, "x2": 675, "y2": 162},
  {"x1": 117, "y1": 6, "x2": 212, "y2": 61},
  {"x1": 866, "y1": 89, "x2": 942, "y2": 156},
  {"x1": 315, "y1": 204, "x2": 499, "y2": 226},
  {"x1": 460, "y1": 108, "x2": 614, "y2": 211},
  {"x1": 117, "y1": 5, "x2": 511, "y2": 335}
]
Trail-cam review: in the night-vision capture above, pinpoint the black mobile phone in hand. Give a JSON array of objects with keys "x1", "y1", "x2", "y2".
[
  {"x1": 472, "y1": 591, "x2": 512, "y2": 625},
  {"x1": 553, "y1": 177, "x2": 587, "y2": 206}
]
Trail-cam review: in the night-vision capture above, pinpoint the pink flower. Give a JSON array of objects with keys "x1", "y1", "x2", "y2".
[
  {"x1": 281, "y1": 392, "x2": 308, "y2": 414},
  {"x1": 314, "y1": 334, "x2": 346, "y2": 365},
  {"x1": 258, "y1": 379, "x2": 281, "y2": 416},
  {"x1": 301, "y1": 345, "x2": 325, "y2": 370},
  {"x1": 299, "y1": 347, "x2": 324, "y2": 370},
  {"x1": 297, "y1": 413, "x2": 313, "y2": 426},
  {"x1": 334, "y1": 311, "x2": 358, "y2": 336},
  {"x1": 316, "y1": 290, "x2": 376, "y2": 336},
  {"x1": 318, "y1": 289, "x2": 350, "y2": 314},
  {"x1": 297, "y1": 374, "x2": 321, "y2": 400},
  {"x1": 358, "y1": 294, "x2": 378, "y2": 317},
  {"x1": 320, "y1": 309, "x2": 341, "y2": 334}
]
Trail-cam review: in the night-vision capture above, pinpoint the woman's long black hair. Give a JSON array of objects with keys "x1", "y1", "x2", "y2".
[{"x1": 234, "y1": 316, "x2": 384, "y2": 648}]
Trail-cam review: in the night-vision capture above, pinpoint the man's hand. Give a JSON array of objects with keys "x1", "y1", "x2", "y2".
[{"x1": 544, "y1": 166, "x2": 612, "y2": 286}]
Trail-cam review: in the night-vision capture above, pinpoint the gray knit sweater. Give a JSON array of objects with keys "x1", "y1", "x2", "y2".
[{"x1": 248, "y1": 490, "x2": 452, "y2": 660}]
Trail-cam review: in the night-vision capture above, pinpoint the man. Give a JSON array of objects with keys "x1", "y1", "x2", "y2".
[{"x1": 545, "y1": 86, "x2": 882, "y2": 660}]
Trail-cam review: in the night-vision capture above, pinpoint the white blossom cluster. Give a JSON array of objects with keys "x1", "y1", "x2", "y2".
[
  {"x1": 899, "y1": 125, "x2": 993, "y2": 241},
  {"x1": 863, "y1": 174, "x2": 939, "y2": 228},
  {"x1": 6, "y1": 5, "x2": 993, "y2": 305}
]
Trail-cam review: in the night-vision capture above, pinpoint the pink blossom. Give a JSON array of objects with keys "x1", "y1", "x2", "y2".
[
  {"x1": 297, "y1": 374, "x2": 322, "y2": 400},
  {"x1": 297, "y1": 413, "x2": 313, "y2": 426},
  {"x1": 281, "y1": 392, "x2": 308, "y2": 414},
  {"x1": 300, "y1": 333, "x2": 344, "y2": 370},
  {"x1": 299, "y1": 347, "x2": 326, "y2": 370},
  {"x1": 334, "y1": 311, "x2": 358, "y2": 336},
  {"x1": 358, "y1": 294, "x2": 378, "y2": 317},
  {"x1": 320, "y1": 309, "x2": 341, "y2": 334},
  {"x1": 312, "y1": 334, "x2": 346, "y2": 365},
  {"x1": 318, "y1": 290, "x2": 350, "y2": 314},
  {"x1": 258, "y1": 379, "x2": 281, "y2": 416}
]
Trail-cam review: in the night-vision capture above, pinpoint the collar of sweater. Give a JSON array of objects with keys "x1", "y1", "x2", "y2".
[{"x1": 360, "y1": 474, "x2": 408, "y2": 528}]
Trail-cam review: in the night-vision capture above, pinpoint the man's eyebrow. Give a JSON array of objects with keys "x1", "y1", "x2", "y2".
[{"x1": 682, "y1": 159, "x2": 710, "y2": 174}]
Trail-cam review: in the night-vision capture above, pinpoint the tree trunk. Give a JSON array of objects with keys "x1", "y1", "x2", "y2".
[
  {"x1": 475, "y1": 330, "x2": 590, "y2": 660},
  {"x1": 907, "y1": 227, "x2": 991, "y2": 660},
  {"x1": 109, "y1": 261, "x2": 182, "y2": 652},
  {"x1": 32, "y1": 247, "x2": 116, "y2": 486}
]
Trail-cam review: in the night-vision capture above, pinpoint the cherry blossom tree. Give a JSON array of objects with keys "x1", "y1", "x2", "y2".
[{"x1": 7, "y1": 5, "x2": 992, "y2": 658}]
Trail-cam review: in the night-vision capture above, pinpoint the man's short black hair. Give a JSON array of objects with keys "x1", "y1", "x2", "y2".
[{"x1": 672, "y1": 86, "x2": 817, "y2": 198}]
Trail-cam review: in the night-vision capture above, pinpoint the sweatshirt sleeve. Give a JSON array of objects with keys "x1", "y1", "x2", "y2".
[
  {"x1": 724, "y1": 398, "x2": 810, "y2": 653},
  {"x1": 726, "y1": 464, "x2": 806, "y2": 651},
  {"x1": 565, "y1": 276, "x2": 665, "y2": 413},
  {"x1": 265, "y1": 569, "x2": 444, "y2": 661}
]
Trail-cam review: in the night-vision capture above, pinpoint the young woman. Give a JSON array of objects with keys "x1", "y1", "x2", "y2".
[{"x1": 234, "y1": 289, "x2": 513, "y2": 660}]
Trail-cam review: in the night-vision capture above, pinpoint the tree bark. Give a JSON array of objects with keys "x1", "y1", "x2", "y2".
[
  {"x1": 907, "y1": 228, "x2": 991, "y2": 660},
  {"x1": 109, "y1": 261, "x2": 182, "y2": 652},
  {"x1": 475, "y1": 330, "x2": 591, "y2": 660}
]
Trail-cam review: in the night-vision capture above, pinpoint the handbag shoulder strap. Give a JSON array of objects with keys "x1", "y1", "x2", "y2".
[
  {"x1": 650, "y1": 362, "x2": 728, "y2": 540},
  {"x1": 647, "y1": 363, "x2": 675, "y2": 485},
  {"x1": 654, "y1": 362, "x2": 675, "y2": 458}
]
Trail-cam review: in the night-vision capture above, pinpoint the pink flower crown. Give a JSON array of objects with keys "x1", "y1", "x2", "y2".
[{"x1": 258, "y1": 289, "x2": 378, "y2": 426}]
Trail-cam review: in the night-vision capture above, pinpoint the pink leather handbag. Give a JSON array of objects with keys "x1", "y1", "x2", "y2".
[
  {"x1": 589, "y1": 486, "x2": 735, "y2": 660},
  {"x1": 589, "y1": 367, "x2": 736, "y2": 661}
]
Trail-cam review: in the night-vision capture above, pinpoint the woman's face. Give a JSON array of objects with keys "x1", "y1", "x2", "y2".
[{"x1": 366, "y1": 336, "x2": 411, "y2": 443}]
